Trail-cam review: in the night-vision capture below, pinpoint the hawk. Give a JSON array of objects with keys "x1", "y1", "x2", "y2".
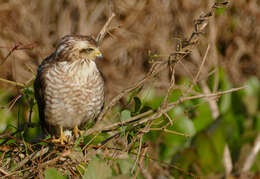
[{"x1": 34, "y1": 35, "x2": 105, "y2": 144}]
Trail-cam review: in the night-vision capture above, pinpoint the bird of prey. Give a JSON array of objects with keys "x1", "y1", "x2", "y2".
[{"x1": 34, "y1": 35, "x2": 104, "y2": 144}]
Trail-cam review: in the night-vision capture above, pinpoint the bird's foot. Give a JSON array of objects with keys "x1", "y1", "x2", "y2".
[
  {"x1": 52, "y1": 126, "x2": 68, "y2": 145},
  {"x1": 73, "y1": 126, "x2": 84, "y2": 138},
  {"x1": 52, "y1": 135, "x2": 68, "y2": 145}
]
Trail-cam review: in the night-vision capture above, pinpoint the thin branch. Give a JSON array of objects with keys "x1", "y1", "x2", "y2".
[
  {"x1": 132, "y1": 86, "x2": 246, "y2": 128},
  {"x1": 131, "y1": 136, "x2": 143, "y2": 174},
  {"x1": 96, "y1": 145, "x2": 198, "y2": 178},
  {"x1": 0, "y1": 42, "x2": 37, "y2": 66},
  {"x1": 103, "y1": 109, "x2": 153, "y2": 132},
  {"x1": 167, "y1": 86, "x2": 246, "y2": 110},
  {"x1": 0, "y1": 78, "x2": 25, "y2": 88},
  {"x1": 96, "y1": 13, "x2": 116, "y2": 44},
  {"x1": 137, "y1": 146, "x2": 150, "y2": 179},
  {"x1": 223, "y1": 144, "x2": 233, "y2": 176},
  {"x1": 96, "y1": 62, "x2": 166, "y2": 123},
  {"x1": 11, "y1": 146, "x2": 50, "y2": 172},
  {"x1": 96, "y1": 2, "x2": 229, "y2": 125},
  {"x1": 0, "y1": 167, "x2": 10, "y2": 176},
  {"x1": 163, "y1": 112, "x2": 173, "y2": 125},
  {"x1": 194, "y1": 44, "x2": 210, "y2": 83},
  {"x1": 242, "y1": 133, "x2": 260, "y2": 173},
  {"x1": 86, "y1": 86, "x2": 246, "y2": 136},
  {"x1": 149, "y1": 128, "x2": 190, "y2": 138}
]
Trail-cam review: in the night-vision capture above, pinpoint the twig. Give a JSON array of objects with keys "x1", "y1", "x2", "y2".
[
  {"x1": 96, "y1": 13, "x2": 116, "y2": 44},
  {"x1": 103, "y1": 110, "x2": 153, "y2": 132},
  {"x1": 0, "y1": 42, "x2": 37, "y2": 66},
  {"x1": 195, "y1": 45, "x2": 219, "y2": 119},
  {"x1": 40, "y1": 150, "x2": 71, "y2": 168},
  {"x1": 183, "y1": 44, "x2": 210, "y2": 97},
  {"x1": 194, "y1": 45, "x2": 210, "y2": 83},
  {"x1": 131, "y1": 136, "x2": 143, "y2": 174},
  {"x1": 82, "y1": 133, "x2": 99, "y2": 151},
  {"x1": 0, "y1": 43, "x2": 20, "y2": 66},
  {"x1": 163, "y1": 112, "x2": 173, "y2": 125},
  {"x1": 98, "y1": 145, "x2": 199, "y2": 178},
  {"x1": 96, "y1": 62, "x2": 166, "y2": 123},
  {"x1": 200, "y1": 80, "x2": 219, "y2": 119},
  {"x1": 167, "y1": 86, "x2": 246, "y2": 109},
  {"x1": 149, "y1": 128, "x2": 190, "y2": 138},
  {"x1": 132, "y1": 86, "x2": 246, "y2": 128},
  {"x1": 0, "y1": 167, "x2": 9, "y2": 176},
  {"x1": 134, "y1": 144, "x2": 148, "y2": 179},
  {"x1": 11, "y1": 146, "x2": 50, "y2": 172},
  {"x1": 160, "y1": 61, "x2": 177, "y2": 109},
  {"x1": 96, "y1": 2, "x2": 229, "y2": 125},
  {"x1": 24, "y1": 63, "x2": 36, "y2": 76},
  {"x1": 0, "y1": 78, "x2": 25, "y2": 88},
  {"x1": 89, "y1": 86, "x2": 246, "y2": 136},
  {"x1": 223, "y1": 144, "x2": 233, "y2": 176},
  {"x1": 85, "y1": 85, "x2": 246, "y2": 137},
  {"x1": 242, "y1": 133, "x2": 260, "y2": 172},
  {"x1": 198, "y1": 68, "x2": 217, "y2": 81}
]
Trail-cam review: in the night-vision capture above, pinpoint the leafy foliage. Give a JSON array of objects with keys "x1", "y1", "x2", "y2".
[
  {"x1": 45, "y1": 168, "x2": 68, "y2": 179},
  {"x1": 84, "y1": 156, "x2": 112, "y2": 179},
  {"x1": 0, "y1": 68, "x2": 259, "y2": 178}
]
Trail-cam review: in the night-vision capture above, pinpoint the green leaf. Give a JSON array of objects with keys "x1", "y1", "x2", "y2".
[
  {"x1": 126, "y1": 87, "x2": 143, "y2": 105},
  {"x1": 84, "y1": 157, "x2": 112, "y2": 179},
  {"x1": 168, "y1": 89, "x2": 182, "y2": 102},
  {"x1": 255, "y1": 113, "x2": 260, "y2": 131},
  {"x1": 141, "y1": 88, "x2": 163, "y2": 109},
  {"x1": 44, "y1": 167, "x2": 67, "y2": 179},
  {"x1": 243, "y1": 77, "x2": 260, "y2": 115},
  {"x1": 120, "y1": 126, "x2": 127, "y2": 136},
  {"x1": 218, "y1": 68, "x2": 232, "y2": 114},
  {"x1": 245, "y1": 77, "x2": 260, "y2": 96},
  {"x1": 216, "y1": 8, "x2": 226, "y2": 15},
  {"x1": 23, "y1": 87, "x2": 34, "y2": 97},
  {"x1": 174, "y1": 116, "x2": 196, "y2": 137},
  {"x1": 119, "y1": 110, "x2": 131, "y2": 136},
  {"x1": 219, "y1": 93, "x2": 231, "y2": 114},
  {"x1": 193, "y1": 102, "x2": 213, "y2": 132},
  {"x1": 120, "y1": 110, "x2": 131, "y2": 121},
  {"x1": 195, "y1": 133, "x2": 221, "y2": 174},
  {"x1": 140, "y1": 105, "x2": 153, "y2": 113},
  {"x1": 118, "y1": 158, "x2": 134, "y2": 175},
  {"x1": 171, "y1": 148, "x2": 196, "y2": 176},
  {"x1": 243, "y1": 95, "x2": 258, "y2": 115},
  {"x1": 134, "y1": 97, "x2": 142, "y2": 113}
]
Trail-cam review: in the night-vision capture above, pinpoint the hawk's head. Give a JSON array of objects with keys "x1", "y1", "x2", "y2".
[{"x1": 55, "y1": 35, "x2": 102, "y2": 62}]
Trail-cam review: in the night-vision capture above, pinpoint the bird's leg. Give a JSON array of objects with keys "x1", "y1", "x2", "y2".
[
  {"x1": 73, "y1": 126, "x2": 83, "y2": 137},
  {"x1": 52, "y1": 126, "x2": 67, "y2": 145}
]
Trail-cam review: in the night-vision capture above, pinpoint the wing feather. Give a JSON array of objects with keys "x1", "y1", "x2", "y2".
[{"x1": 34, "y1": 53, "x2": 55, "y2": 133}]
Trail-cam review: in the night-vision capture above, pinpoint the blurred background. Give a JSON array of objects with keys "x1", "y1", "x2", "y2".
[{"x1": 0, "y1": 0, "x2": 260, "y2": 178}]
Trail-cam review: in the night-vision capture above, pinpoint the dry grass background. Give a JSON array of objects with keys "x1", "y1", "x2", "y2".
[
  {"x1": 0, "y1": 0, "x2": 260, "y2": 178},
  {"x1": 0, "y1": 0, "x2": 259, "y2": 98}
]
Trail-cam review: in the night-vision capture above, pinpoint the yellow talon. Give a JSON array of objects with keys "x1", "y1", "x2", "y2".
[
  {"x1": 73, "y1": 126, "x2": 84, "y2": 137},
  {"x1": 52, "y1": 126, "x2": 67, "y2": 145}
]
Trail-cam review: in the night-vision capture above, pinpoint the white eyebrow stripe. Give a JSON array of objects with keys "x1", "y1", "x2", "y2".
[
  {"x1": 76, "y1": 41, "x2": 88, "y2": 49},
  {"x1": 56, "y1": 44, "x2": 67, "y2": 54}
]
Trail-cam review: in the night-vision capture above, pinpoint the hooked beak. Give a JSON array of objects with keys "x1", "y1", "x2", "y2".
[{"x1": 95, "y1": 49, "x2": 103, "y2": 59}]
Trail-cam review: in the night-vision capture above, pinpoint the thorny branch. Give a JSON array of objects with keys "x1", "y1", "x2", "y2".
[
  {"x1": 96, "y1": 1, "x2": 230, "y2": 124},
  {"x1": 0, "y1": 42, "x2": 37, "y2": 66}
]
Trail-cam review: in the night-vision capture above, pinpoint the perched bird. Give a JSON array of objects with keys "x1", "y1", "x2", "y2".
[{"x1": 34, "y1": 35, "x2": 104, "y2": 144}]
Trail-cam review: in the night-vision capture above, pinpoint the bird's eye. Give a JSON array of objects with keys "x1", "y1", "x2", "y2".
[
  {"x1": 79, "y1": 48, "x2": 94, "y2": 54},
  {"x1": 86, "y1": 48, "x2": 94, "y2": 52}
]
